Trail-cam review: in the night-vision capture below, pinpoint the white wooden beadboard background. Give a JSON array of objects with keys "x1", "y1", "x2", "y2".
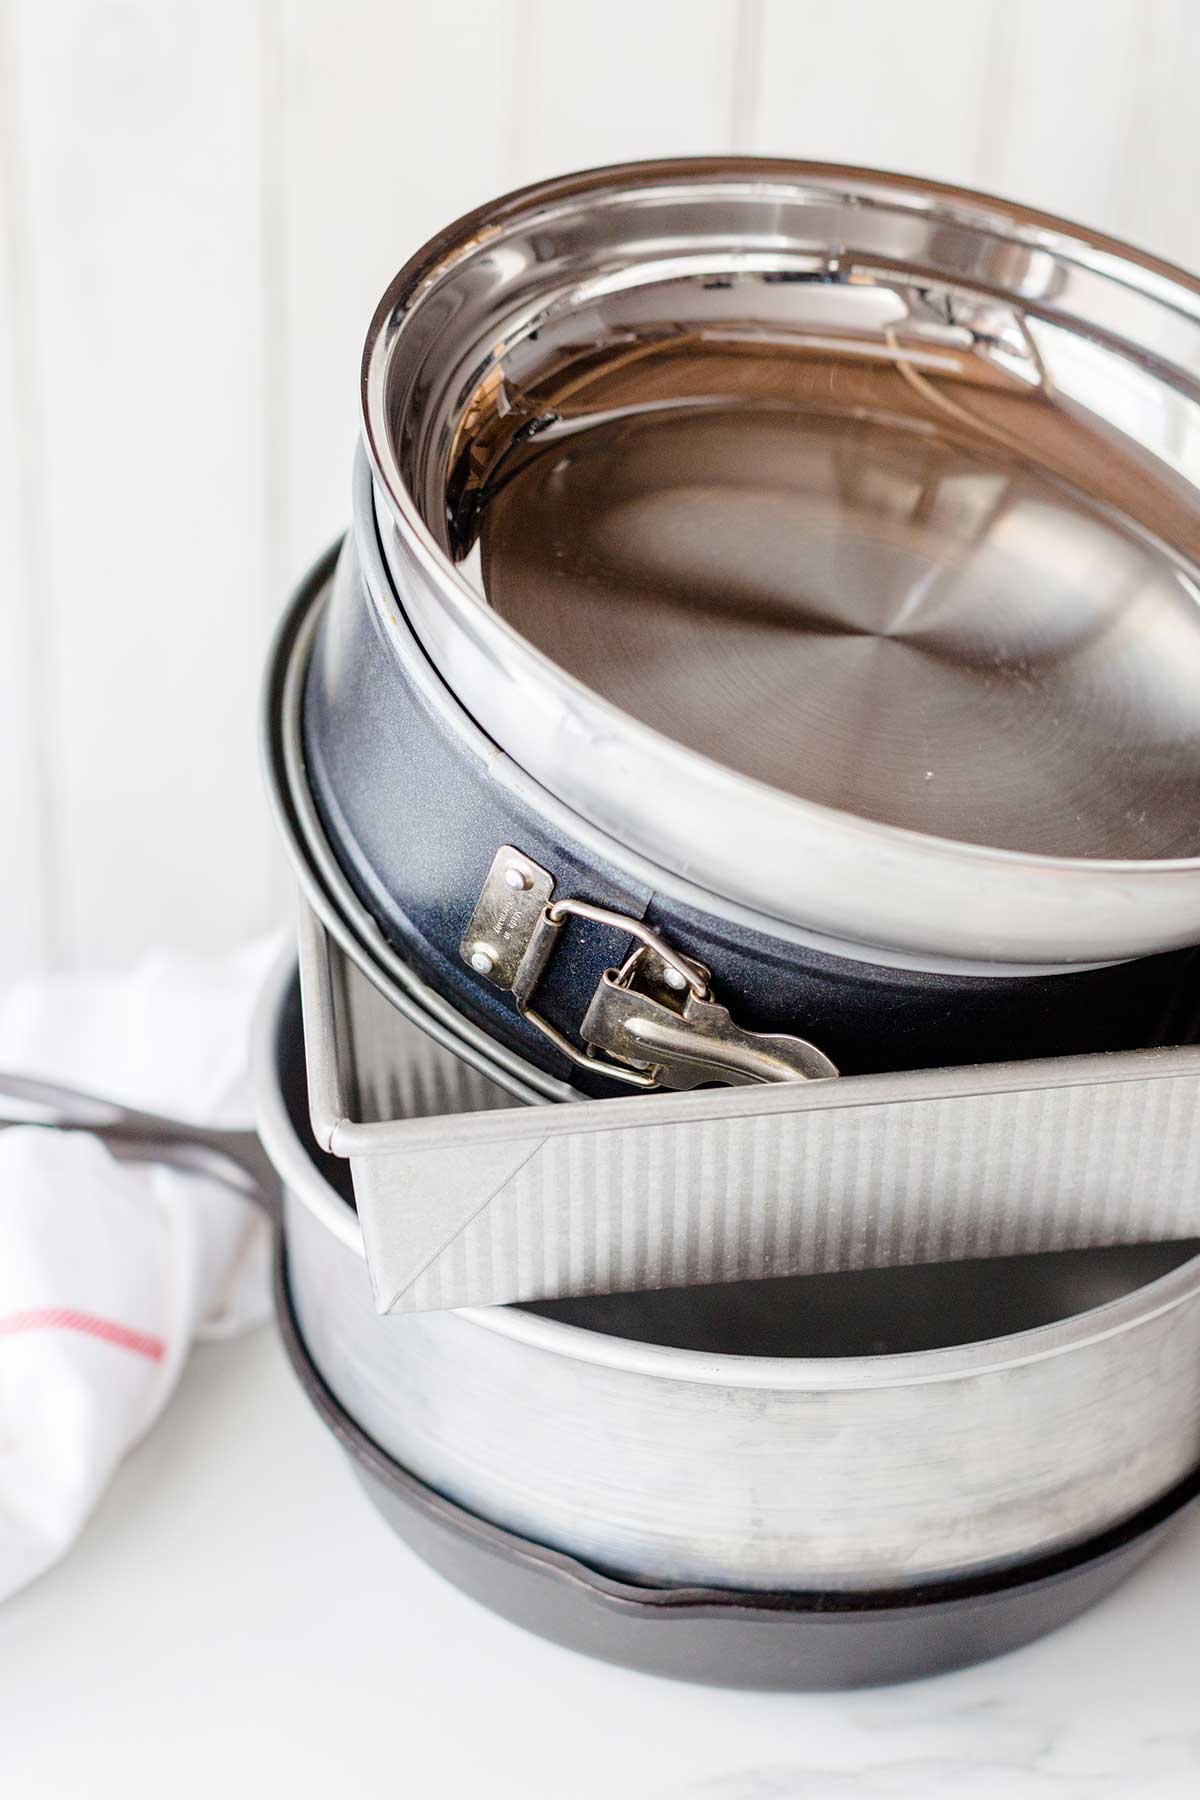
[{"x1": 2, "y1": 0, "x2": 1198, "y2": 980}]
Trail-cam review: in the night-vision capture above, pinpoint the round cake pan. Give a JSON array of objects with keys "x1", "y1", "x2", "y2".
[
  {"x1": 297, "y1": 507, "x2": 1200, "y2": 1086},
  {"x1": 361, "y1": 158, "x2": 1200, "y2": 968},
  {"x1": 254, "y1": 955, "x2": 1200, "y2": 1599},
  {"x1": 273, "y1": 1233, "x2": 1199, "y2": 1691}
]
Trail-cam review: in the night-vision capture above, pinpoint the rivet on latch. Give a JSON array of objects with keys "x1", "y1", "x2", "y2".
[
  {"x1": 503, "y1": 863, "x2": 531, "y2": 892},
  {"x1": 468, "y1": 944, "x2": 498, "y2": 975},
  {"x1": 661, "y1": 966, "x2": 688, "y2": 991}
]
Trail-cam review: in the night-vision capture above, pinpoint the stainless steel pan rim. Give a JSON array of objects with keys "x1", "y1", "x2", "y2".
[
  {"x1": 362, "y1": 157, "x2": 1200, "y2": 966},
  {"x1": 253, "y1": 952, "x2": 1200, "y2": 1394}
]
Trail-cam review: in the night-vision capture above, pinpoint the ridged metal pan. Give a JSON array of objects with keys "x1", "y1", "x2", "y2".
[{"x1": 294, "y1": 905, "x2": 1200, "y2": 1315}]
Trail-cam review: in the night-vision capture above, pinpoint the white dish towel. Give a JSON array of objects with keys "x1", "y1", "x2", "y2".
[{"x1": 0, "y1": 939, "x2": 278, "y2": 1602}]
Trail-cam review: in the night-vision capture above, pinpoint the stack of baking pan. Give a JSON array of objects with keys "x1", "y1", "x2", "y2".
[{"x1": 258, "y1": 159, "x2": 1200, "y2": 1685}]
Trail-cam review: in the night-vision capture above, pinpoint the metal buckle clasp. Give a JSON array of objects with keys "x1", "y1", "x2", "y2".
[{"x1": 460, "y1": 846, "x2": 838, "y2": 1090}]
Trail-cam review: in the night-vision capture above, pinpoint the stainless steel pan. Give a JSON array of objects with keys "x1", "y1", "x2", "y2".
[
  {"x1": 363, "y1": 159, "x2": 1200, "y2": 967},
  {"x1": 255, "y1": 956, "x2": 1200, "y2": 1594}
]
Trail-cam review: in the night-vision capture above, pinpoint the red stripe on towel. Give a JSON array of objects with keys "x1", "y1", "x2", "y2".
[{"x1": 0, "y1": 1308, "x2": 165, "y2": 1362}]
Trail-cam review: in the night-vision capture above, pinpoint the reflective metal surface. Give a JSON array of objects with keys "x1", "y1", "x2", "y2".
[
  {"x1": 256, "y1": 958, "x2": 1200, "y2": 1592},
  {"x1": 480, "y1": 405, "x2": 1200, "y2": 860},
  {"x1": 362, "y1": 160, "x2": 1200, "y2": 963}
]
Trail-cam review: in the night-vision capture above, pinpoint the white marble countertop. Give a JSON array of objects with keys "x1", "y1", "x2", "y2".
[{"x1": 2, "y1": 1324, "x2": 1198, "y2": 1799}]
